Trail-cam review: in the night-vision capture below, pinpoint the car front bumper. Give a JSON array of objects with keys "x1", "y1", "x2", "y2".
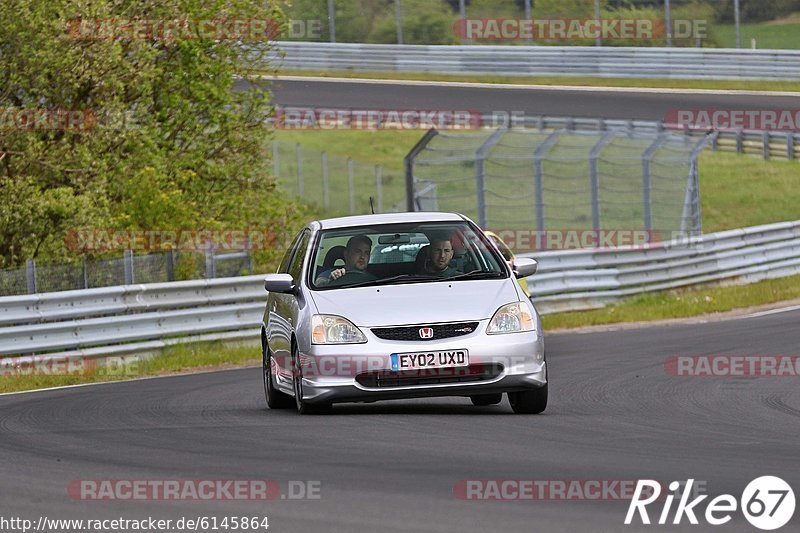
[{"x1": 277, "y1": 322, "x2": 546, "y2": 405}]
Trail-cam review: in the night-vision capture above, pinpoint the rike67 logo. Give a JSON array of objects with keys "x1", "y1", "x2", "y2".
[{"x1": 625, "y1": 477, "x2": 795, "y2": 530}]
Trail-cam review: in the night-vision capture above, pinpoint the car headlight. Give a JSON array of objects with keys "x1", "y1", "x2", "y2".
[
  {"x1": 311, "y1": 315, "x2": 367, "y2": 344},
  {"x1": 486, "y1": 302, "x2": 535, "y2": 334}
]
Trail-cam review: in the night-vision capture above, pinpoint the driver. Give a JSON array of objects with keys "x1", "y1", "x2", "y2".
[
  {"x1": 316, "y1": 235, "x2": 376, "y2": 286},
  {"x1": 421, "y1": 236, "x2": 460, "y2": 277}
]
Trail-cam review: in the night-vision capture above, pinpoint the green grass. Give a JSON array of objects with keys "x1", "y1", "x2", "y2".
[
  {"x1": 542, "y1": 273, "x2": 800, "y2": 330},
  {"x1": 0, "y1": 341, "x2": 259, "y2": 394},
  {"x1": 275, "y1": 69, "x2": 800, "y2": 93},
  {"x1": 274, "y1": 129, "x2": 800, "y2": 233},
  {"x1": 716, "y1": 14, "x2": 800, "y2": 50}
]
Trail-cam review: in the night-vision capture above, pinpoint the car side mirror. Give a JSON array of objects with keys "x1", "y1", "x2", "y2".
[
  {"x1": 512, "y1": 257, "x2": 538, "y2": 279},
  {"x1": 264, "y1": 273, "x2": 295, "y2": 294}
]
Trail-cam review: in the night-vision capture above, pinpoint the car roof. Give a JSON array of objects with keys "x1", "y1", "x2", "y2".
[{"x1": 316, "y1": 212, "x2": 468, "y2": 230}]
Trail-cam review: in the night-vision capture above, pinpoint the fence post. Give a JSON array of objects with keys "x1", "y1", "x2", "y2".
[
  {"x1": 82, "y1": 255, "x2": 89, "y2": 289},
  {"x1": 589, "y1": 131, "x2": 616, "y2": 235},
  {"x1": 204, "y1": 241, "x2": 216, "y2": 279},
  {"x1": 123, "y1": 250, "x2": 134, "y2": 284},
  {"x1": 404, "y1": 128, "x2": 439, "y2": 212},
  {"x1": 474, "y1": 128, "x2": 507, "y2": 228},
  {"x1": 788, "y1": 134, "x2": 795, "y2": 161},
  {"x1": 322, "y1": 151, "x2": 330, "y2": 210},
  {"x1": 25, "y1": 259, "x2": 37, "y2": 294},
  {"x1": 763, "y1": 131, "x2": 770, "y2": 160},
  {"x1": 272, "y1": 140, "x2": 279, "y2": 177},
  {"x1": 296, "y1": 143, "x2": 304, "y2": 197},
  {"x1": 166, "y1": 250, "x2": 175, "y2": 281},
  {"x1": 533, "y1": 130, "x2": 564, "y2": 233},
  {"x1": 347, "y1": 158, "x2": 355, "y2": 214},
  {"x1": 642, "y1": 134, "x2": 669, "y2": 234},
  {"x1": 375, "y1": 165, "x2": 383, "y2": 213},
  {"x1": 736, "y1": 130, "x2": 743, "y2": 153}
]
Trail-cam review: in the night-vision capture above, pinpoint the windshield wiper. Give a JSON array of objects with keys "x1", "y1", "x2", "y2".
[
  {"x1": 344, "y1": 274, "x2": 443, "y2": 288},
  {"x1": 442, "y1": 269, "x2": 505, "y2": 281}
]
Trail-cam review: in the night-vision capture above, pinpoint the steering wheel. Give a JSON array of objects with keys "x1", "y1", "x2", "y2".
[{"x1": 333, "y1": 270, "x2": 372, "y2": 284}]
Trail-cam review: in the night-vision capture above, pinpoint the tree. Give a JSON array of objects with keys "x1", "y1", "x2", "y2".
[{"x1": 0, "y1": 0, "x2": 308, "y2": 268}]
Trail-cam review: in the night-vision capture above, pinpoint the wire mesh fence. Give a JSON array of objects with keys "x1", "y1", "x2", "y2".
[
  {"x1": 271, "y1": 140, "x2": 406, "y2": 215},
  {"x1": 0, "y1": 249, "x2": 255, "y2": 297},
  {"x1": 407, "y1": 125, "x2": 713, "y2": 247}
]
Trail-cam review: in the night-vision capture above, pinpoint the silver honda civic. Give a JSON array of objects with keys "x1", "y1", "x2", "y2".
[{"x1": 261, "y1": 212, "x2": 546, "y2": 414}]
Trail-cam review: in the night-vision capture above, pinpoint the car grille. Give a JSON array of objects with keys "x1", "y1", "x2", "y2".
[
  {"x1": 371, "y1": 322, "x2": 479, "y2": 342},
  {"x1": 355, "y1": 363, "x2": 503, "y2": 388}
]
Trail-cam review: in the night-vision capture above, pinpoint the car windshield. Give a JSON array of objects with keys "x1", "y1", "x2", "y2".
[{"x1": 309, "y1": 221, "x2": 507, "y2": 290}]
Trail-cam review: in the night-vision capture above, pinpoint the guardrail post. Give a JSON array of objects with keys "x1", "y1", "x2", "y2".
[
  {"x1": 763, "y1": 132, "x2": 770, "y2": 160},
  {"x1": 347, "y1": 158, "x2": 355, "y2": 214},
  {"x1": 204, "y1": 242, "x2": 216, "y2": 279},
  {"x1": 25, "y1": 259, "x2": 37, "y2": 294},
  {"x1": 736, "y1": 130, "x2": 743, "y2": 154},
  {"x1": 296, "y1": 143, "x2": 304, "y2": 197},
  {"x1": 82, "y1": 255, "x2": 89, "y2": 289},
  {"x1": 272, "y1": 140, "x2": 279, "y2": 178},
  {"x1": 788, "y1": 134, "x2": 795, "y2": 161},
  {"x1": 322, "y1": 151, "x2": 330, "y2": 210},
  {"x1": 123, "y1": 250, "x2": 134, "y2": 284}
]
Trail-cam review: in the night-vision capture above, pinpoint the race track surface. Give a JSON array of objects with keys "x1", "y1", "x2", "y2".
[
  {"x1": 258, "y1": 77, "x2": 800, "y2": 121},
  {"x1": 2, "y1": 309, "x2": 798, "y2": 532}
]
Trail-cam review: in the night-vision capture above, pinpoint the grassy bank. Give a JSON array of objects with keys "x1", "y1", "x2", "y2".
[
  {"x1": 542, "y1": 274, "x2": 800, "y2": 330},
  {"x1": 0, "y1": 341, "x2": 259, "y2": 394}
]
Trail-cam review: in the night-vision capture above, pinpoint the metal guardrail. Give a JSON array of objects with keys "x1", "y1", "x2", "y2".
[
  {"x1": 271, "y1": 42, "x2": 800, "y2": 81},
  {"x1": 1, "y1": 220, "x2": 799, "y2": 360}
]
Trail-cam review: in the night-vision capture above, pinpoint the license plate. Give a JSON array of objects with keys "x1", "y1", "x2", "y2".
[{"x1": 390, "y1": 349, "x2": 469, "y2": 371}]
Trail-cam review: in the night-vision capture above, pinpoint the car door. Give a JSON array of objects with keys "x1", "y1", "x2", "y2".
[{"x1": 267, "y1": 229, "x2": 311, "y2": 384}]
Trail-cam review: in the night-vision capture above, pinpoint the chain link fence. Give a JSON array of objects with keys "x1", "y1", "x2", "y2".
[
  {"x1": 271, "y1": 140, "x2": 405, "y2": 215},
  {"x1": 406, "y1": 124, "x2": 714, "y2": 243},
  {"x1": 0, "y1": 249, "x2": 254, "y2": 297}
]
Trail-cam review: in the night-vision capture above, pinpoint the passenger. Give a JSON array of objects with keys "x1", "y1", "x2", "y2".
[
  {"x1": 316, "y1": 235, "x2": 376, "y2": 286},
  {"x1": 421, "y1": 237, "x2": 461, "y2": 277}
]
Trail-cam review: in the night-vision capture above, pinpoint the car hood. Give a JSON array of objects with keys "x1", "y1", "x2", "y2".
[{"x1": 309, "y1": 279, "x2": 520, "y2": 327}]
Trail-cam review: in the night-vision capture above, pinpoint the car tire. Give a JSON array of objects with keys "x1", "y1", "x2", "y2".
[
  {"x1": 292, "y1": 344, "x2": 332, "y2": 415},
  {"x1": 508, "y1": 384, "x2": 548, "y2": 414},
  {"x1": 263, "y1": 346, "x2": 293, "y2": 409},
  {"x1": 470, "y1": 393, "x2": 503, "y2": 406}
]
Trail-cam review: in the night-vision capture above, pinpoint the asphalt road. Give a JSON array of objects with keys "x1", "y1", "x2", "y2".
[
  {"x1": 1, "y1": 308, "x2": 798, "y2": 532},
  {"x1": 259, "y1": 77, "x2": 800, "y2": 121}
]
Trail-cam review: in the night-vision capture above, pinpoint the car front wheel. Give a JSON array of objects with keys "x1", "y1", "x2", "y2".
[
  {"x1": 508, "y1": 384, "x2": 548, "y2": 414},
  {"x1": 263, "y1": 346, "x2": 293, "y2": 409},
  {"x1": 292, "y1": 344, "x2": 332, "y2": 415}
]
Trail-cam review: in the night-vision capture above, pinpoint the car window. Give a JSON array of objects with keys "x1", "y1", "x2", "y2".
[
  {"x1": 287, "y1": 231, "x2": 310, "y2": 283},
  {"x1": 309, "y1": 221, "x2": 506, "y2": 290},
  {"x1": 488, "y1": 235, "x2": 514, "y2": 262},
  {"x1": 279, "y1": 230, "x2": 305, "y2": 273}
]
